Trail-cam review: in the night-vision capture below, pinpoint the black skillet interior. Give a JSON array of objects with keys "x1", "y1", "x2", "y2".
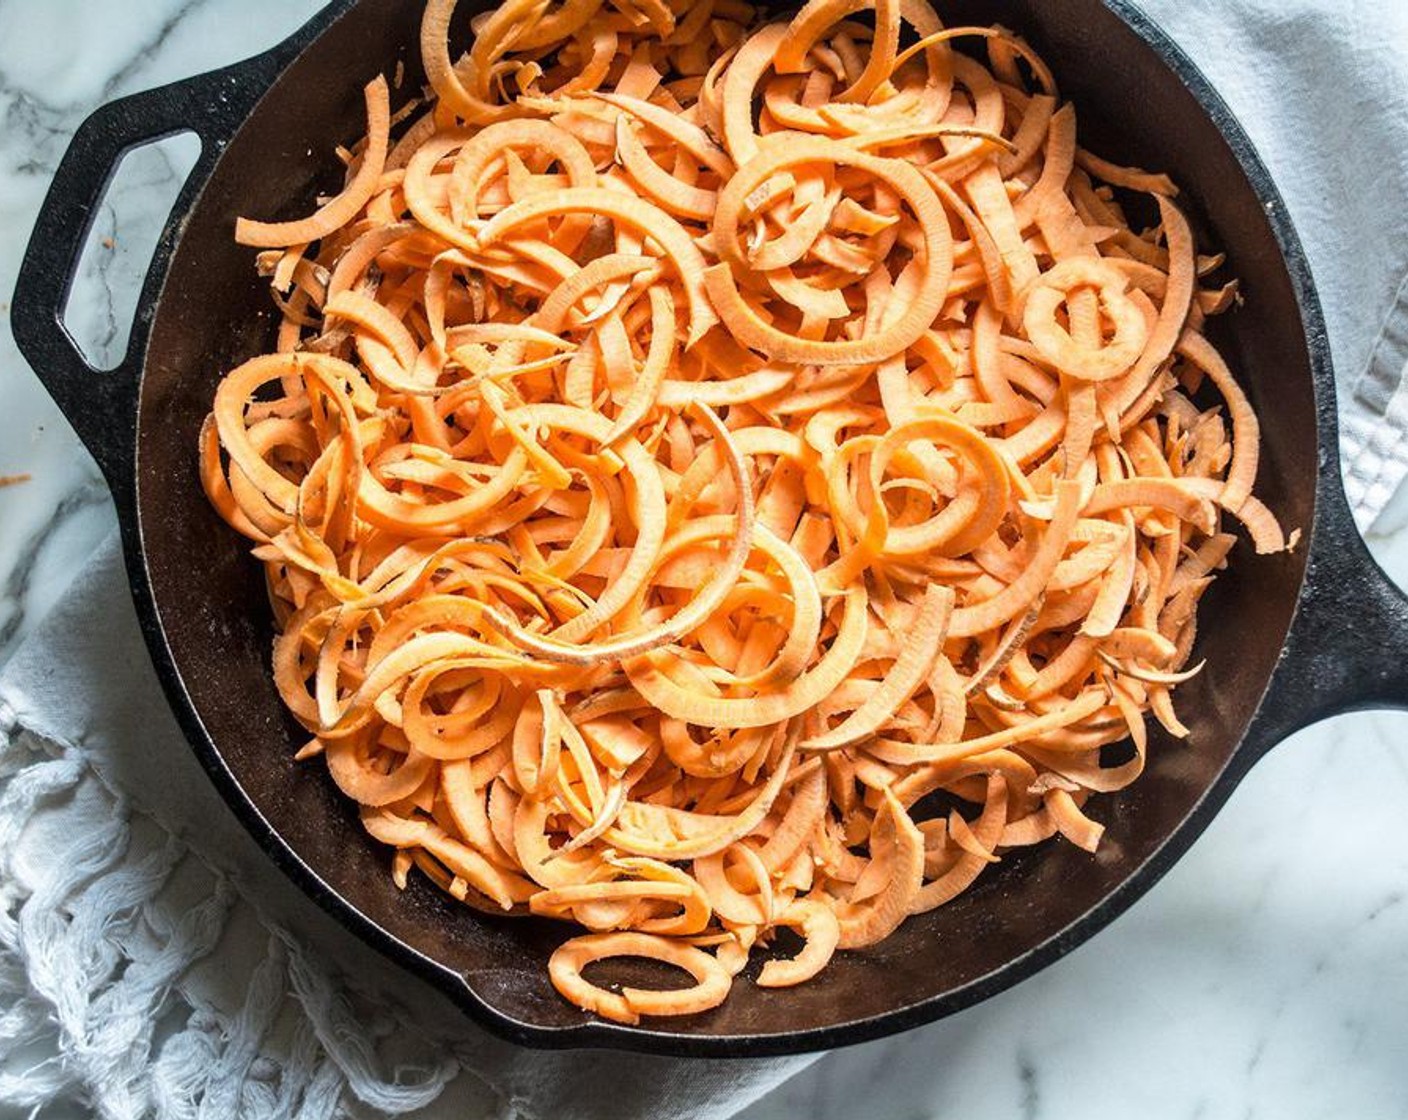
[{"x1": 121, "y1": 0, "x2": 1320, "y2": 1051}]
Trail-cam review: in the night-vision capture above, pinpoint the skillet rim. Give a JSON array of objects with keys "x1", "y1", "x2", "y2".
[{"x1": 111, "y1": 0, "x2": 1336, "y2": 1056}]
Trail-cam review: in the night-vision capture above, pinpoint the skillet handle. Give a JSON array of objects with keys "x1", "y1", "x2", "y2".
[
  {"x1": 1249, "y1": 482, "x2": 1408, "y2": 751},
  {"x1": 10, "y1": 54, "x2": 286, "y2": 487}
]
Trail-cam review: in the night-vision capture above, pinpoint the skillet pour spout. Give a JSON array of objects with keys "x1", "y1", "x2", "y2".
[{"x1": 12, "y1": 0, "x2": 1408, "y2": 1056}]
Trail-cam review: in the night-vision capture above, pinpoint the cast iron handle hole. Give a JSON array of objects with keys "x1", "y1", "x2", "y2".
[{"x1": 60, "y1": 132, "x2": 201, "y2": 373}]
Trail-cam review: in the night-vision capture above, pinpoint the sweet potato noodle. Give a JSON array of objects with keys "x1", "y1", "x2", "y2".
[{"x1": 204, "y1": 0, "x2": 1290, "y2": 1024}]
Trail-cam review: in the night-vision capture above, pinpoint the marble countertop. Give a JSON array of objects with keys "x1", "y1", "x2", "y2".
[{"x1": 2, "y1": 3, "x2": 1406, "y2": 1118}]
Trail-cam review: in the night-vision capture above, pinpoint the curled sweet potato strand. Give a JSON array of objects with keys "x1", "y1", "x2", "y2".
[
  {"x1": 211, "y1": 0, "x2": 1287, "y2": 1024},
  {"x1": 236, "y1": 78, "x2": 391, "y2": 248}
]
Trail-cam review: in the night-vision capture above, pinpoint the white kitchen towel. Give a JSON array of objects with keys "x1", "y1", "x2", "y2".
[{"x1": 5, "y1": 2, "x2": 1408, "y2": 1119}]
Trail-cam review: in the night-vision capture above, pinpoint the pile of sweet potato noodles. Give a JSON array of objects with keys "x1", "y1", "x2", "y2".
[{"x1": 203, "y1": 0, "x2": 1291, "y2": 1024}]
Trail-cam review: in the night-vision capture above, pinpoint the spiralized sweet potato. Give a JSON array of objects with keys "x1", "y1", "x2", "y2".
[{"x1": 205, "y1": 0, "x2": 1287, "y2": 1024}]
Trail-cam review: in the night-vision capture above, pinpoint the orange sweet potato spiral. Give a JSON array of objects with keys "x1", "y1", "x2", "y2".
[{"x1": 202, "y1": 0, "x2": 1288, "y2": 1023}]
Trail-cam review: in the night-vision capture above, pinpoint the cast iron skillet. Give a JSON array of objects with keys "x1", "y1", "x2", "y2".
[{"x1": 12, "y1": 0, "x2": 1408, "y2": 1057}]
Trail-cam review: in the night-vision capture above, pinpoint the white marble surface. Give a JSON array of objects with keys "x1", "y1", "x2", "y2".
[{"x1": 2, "y1": 2, "x2": 1407, "y2": 1119}]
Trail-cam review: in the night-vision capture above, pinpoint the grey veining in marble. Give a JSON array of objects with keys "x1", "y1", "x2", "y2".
[{"x1": 2, "y1": 3, "x2": 1407, "y2": 1119}]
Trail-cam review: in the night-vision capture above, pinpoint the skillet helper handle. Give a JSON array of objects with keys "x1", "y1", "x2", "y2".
[
  {"x1": 1252, "y1": 486, "x2": 1408, "y2": 748},
  {"x1": 11, "y1": 57, "x2": 281, "y2": 485}
]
